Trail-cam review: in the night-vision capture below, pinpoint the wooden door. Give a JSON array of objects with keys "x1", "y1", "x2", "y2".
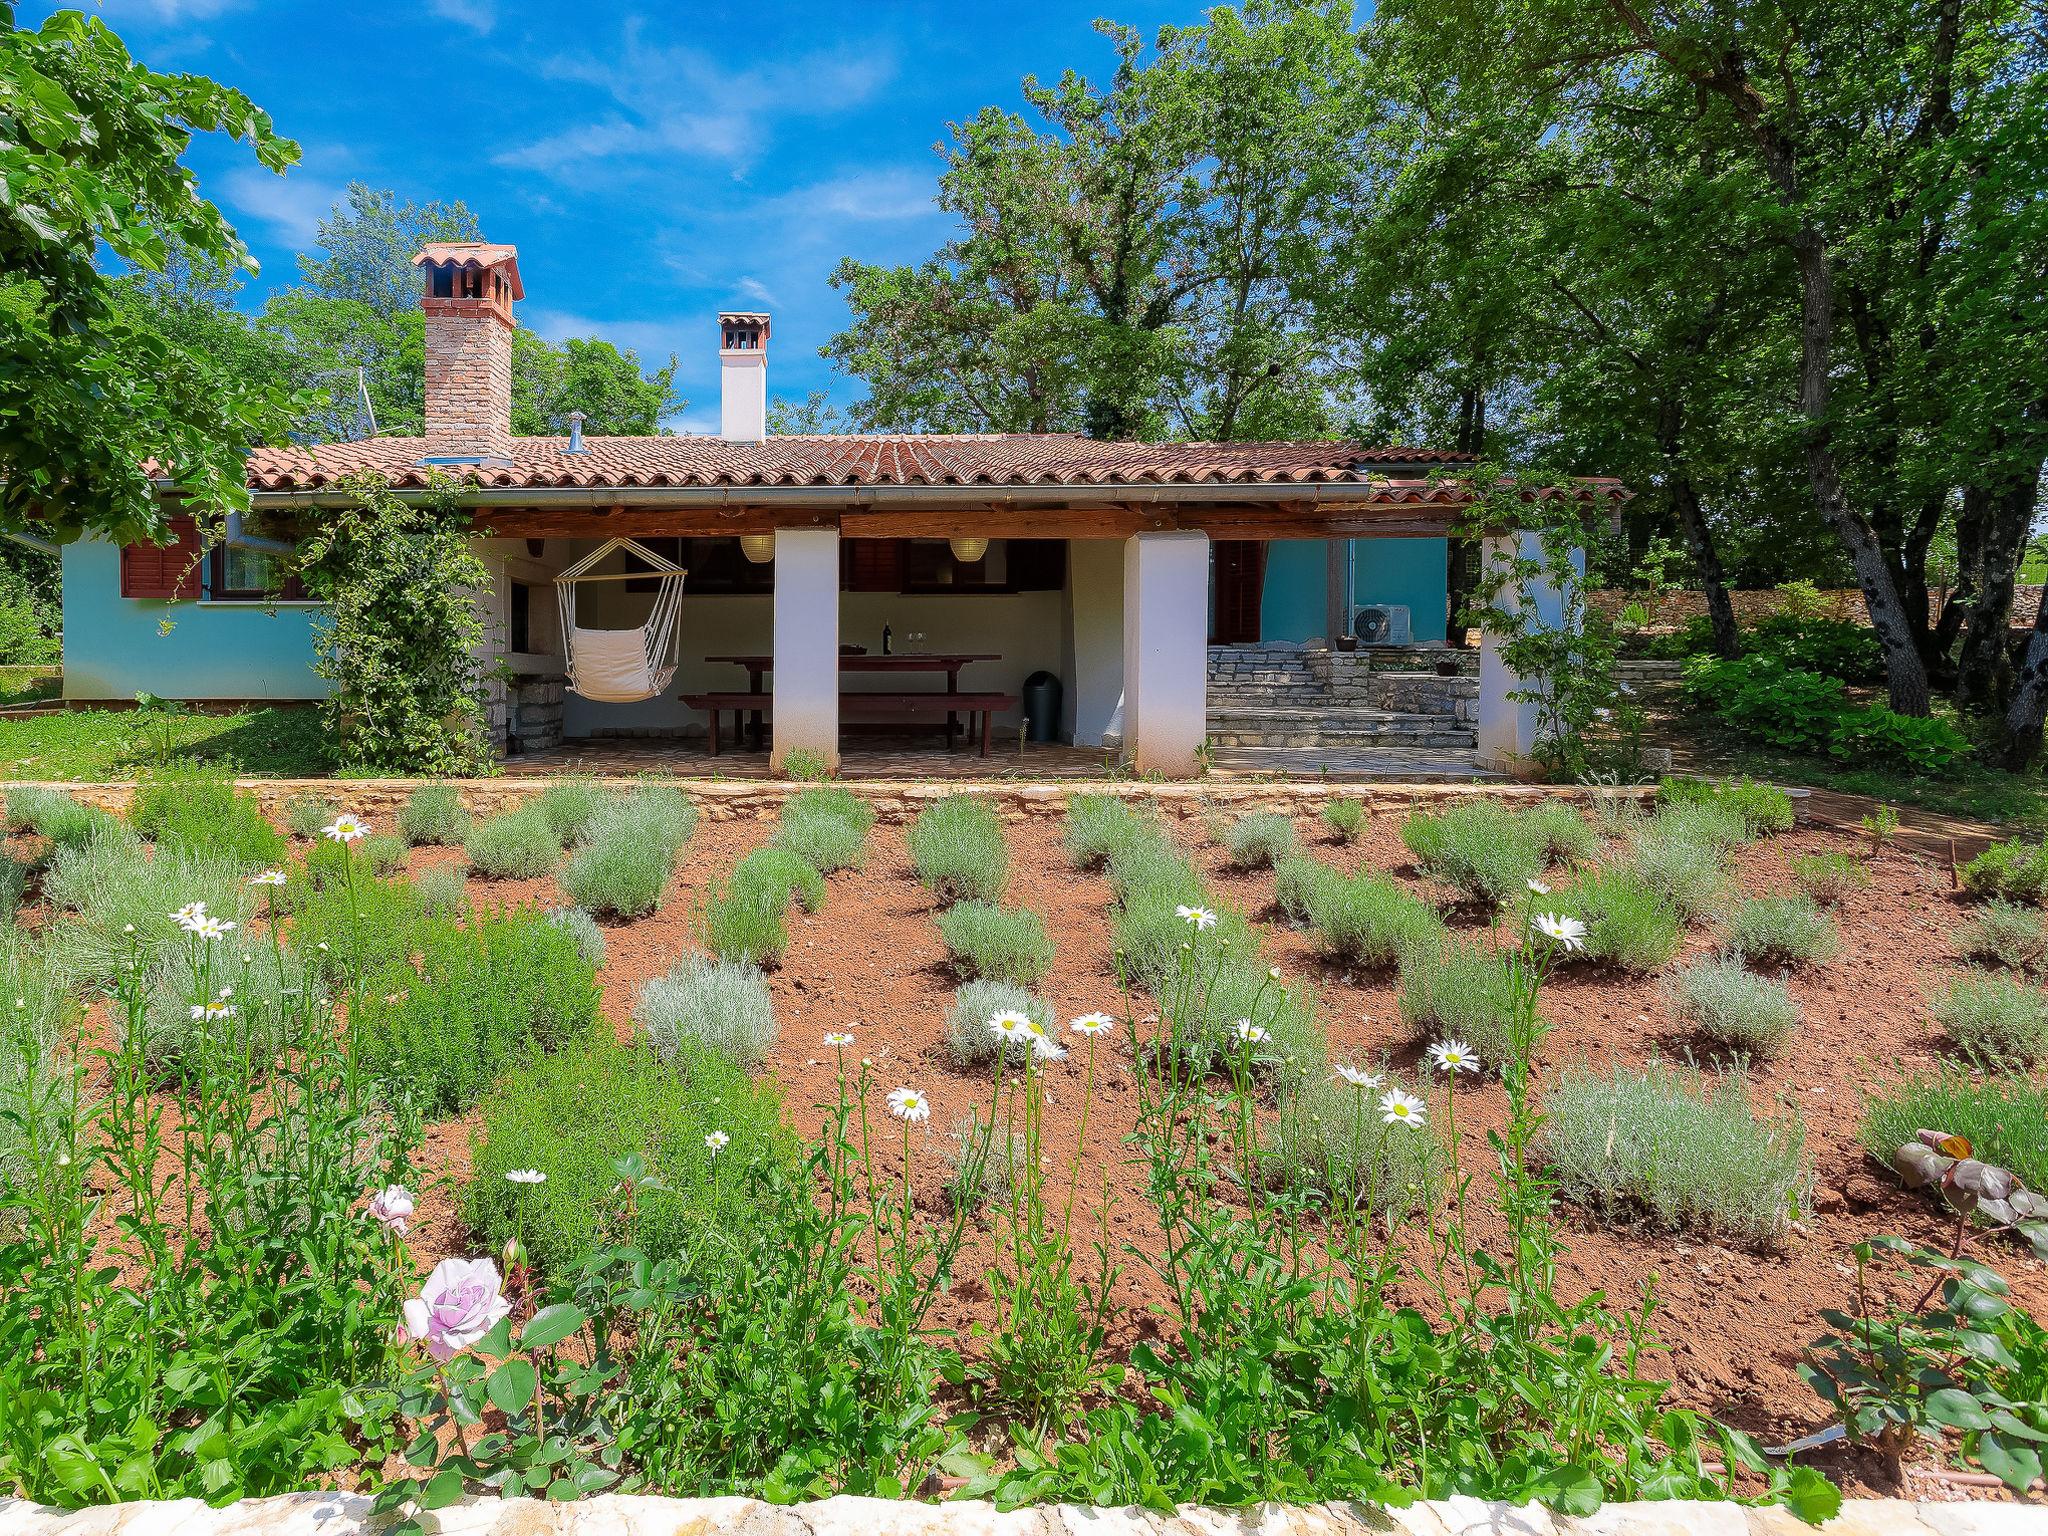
[{"x1": 1210, "y1": 541, "x2": 1267, "y2": 644}]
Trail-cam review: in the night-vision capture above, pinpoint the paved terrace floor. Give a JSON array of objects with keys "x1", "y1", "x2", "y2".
[{"x1": 504, "y1": 733, "x2": 1501, "y2": 782}]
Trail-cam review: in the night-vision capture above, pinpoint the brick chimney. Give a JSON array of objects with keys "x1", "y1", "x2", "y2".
[
  {"x1": 414, "y1": 241, "x2": 523, "y2": 460},
  {"x1": 719, "y1": 311, "x2": 769, "y2": 442}
]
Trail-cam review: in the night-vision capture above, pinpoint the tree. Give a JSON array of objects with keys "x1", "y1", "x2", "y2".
[
  {"x1": 510, "y1": 330, "x2": 681, "y2": 437},
  {"x1": 296, "y1": 182, "x2": 479, "y2": 317},
  {"x1": 0, "y1": 6, "x2": 299, "y2": 543},
  {"x1": 767, "y1": 391, "x2": 852, "y2": 434}
]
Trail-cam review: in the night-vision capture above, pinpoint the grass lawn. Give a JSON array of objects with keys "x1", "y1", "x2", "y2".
[
  {"x1": 1679, "y1": 729, "x2": 2048, "y2": 831},
  {"x1": 0, "y1": 703, "x2": 331, "y2": 780}
]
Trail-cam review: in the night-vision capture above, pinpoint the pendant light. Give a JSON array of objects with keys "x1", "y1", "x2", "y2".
[
  {"x1": 948, "y1": 536, "x2": 990, "y2": 564},
  {"x1": 739, "y1": 533, "x2": 776, "y2": 564}
]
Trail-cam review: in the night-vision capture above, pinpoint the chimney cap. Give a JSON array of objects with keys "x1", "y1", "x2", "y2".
[{"x1": 413, "y1": 241, "x2": 524, "y2": 300}]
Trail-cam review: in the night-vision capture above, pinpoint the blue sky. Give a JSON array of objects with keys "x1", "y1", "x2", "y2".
[{"x1": 33, "y1": 0, "x2": 1205, "y2": 431}]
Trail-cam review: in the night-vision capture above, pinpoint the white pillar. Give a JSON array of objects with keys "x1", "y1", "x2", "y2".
[
  {"x1": 771, "y1": 528, "x2": 839, "y2": 772},
  {"x1": 1121, "y1": 531, "x2": 1210, "y2": 776},
  {"x1": 1477, "y1": 529, "x2": 1584, "y2": 774}
]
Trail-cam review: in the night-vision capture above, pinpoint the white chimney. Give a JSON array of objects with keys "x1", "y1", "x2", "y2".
[{"x1": 719, "y1": 311, "x2": 769, "y2": 442}]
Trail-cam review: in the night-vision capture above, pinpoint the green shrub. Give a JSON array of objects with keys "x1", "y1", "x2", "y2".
[
  {"x1": 413, "y1": 864, "x2": 468, "y2": 918},
  {"x1": 352, "y1": 909, "x2": 602, "y2": 1114},
  {"x1": 1267, "y1": 1071, "x2": 1441, "y2": 1217},
  {"x1": 41, "y1": 837, "x2": 256, "y2": 987},
  {"x1": 1400, "y1": 801, "x2": 1542, "y2": 907},
  {"x1": 778, "y1": 747, "x2": 834, "y2": 782},
  {"x1": 735, "y1": 846, "x2": 826, "y2": 913},
  {"x1": 1787, "y1": 851, "x2": 1869, "y2": 906},
  {"x1": 1318, "y1": 798, "x2": 1367, "y2": 844},
  {"x1": 0, "y1": 853, "x2": 24, "y2": 923},
  {"x1": 5, "y1": 786, "x2": 131, "y2": 858},
  {"x1": 908, "y1": 796, "x2": 1007, "y2": 904},
  {"x1": 1954, "y1": 900, "x2": 2048, "y2": 973},
  {"x1": 1191, "y1": 961, "x2": 1326, "y2": 1088},
  {"x1": 397, "y1": 784, "x2": 470, "y2": 846},
  {"x1": 1929, "y1": 973, "x2": 2048, "y2": 1069},
  {"x1": 464, "y1": 807, "x2": 561, "y2": 879},
  {"x1": 1962, "y1": 839, "x2": 2048, "y2": 905},
  {"x1": 1721, "y1": 895, "x2": 1836, "y2": 968},
  {"x1": 1274, "y1": 853, "x2": 1340, "y2": 924},
  {"x1": 560, "y1": 821, "x2": 674, "y2": 919},
  {"x1": 1547, "y1": 868, "x2": 1682, "y2": 974},
  {"x1": 945, "y1": 979, "x2": 1054, "y2": 1066},
  {"x1": 1224, "y1": 812, "x2": 1295, "y2": 871},
  {"x1": 289, "y1": 869, "x2": 422, "y2": 983},
  {"x1": 544, "y1": 906, "x2": 606, "y2": 967},
  {"x1": 466, "y1": 1035, "x2": 788, "y2": 1278},
  {"x1": 1644, "y1": 800, "x2": 1750, "y2": 856},
  {"x1": 1298, "y1": 868, "x2": 1444, "y2": 970},
  {"x1": 0, "y1": 929, "x2": 67, "y2": 1184},
  {"x1": 531, "y1": 779, "x2": 606, "y2": 845},
  {"x1": 1522, "y1": 802, "x2": 1601, "y2": 865},
  {"x1": 141, "y1": 941, "x2": 323, "y2": 1082},
  {"x1": 1656, "y1": 775, "x2": 1795, "y2": 838},
  {"x1": 130, "y1": 768, "x2": 286, "y2": 869},
  {"x1": 362, "y1": 833, "x2": 410, "y2": 878},
  {"x1": 1628, "y1": 818, "x2": 1732, "y2": 922},
  {"x1": 1863, "y1": 1070, "x2": 2048, "y2": 1192},
  {"x1": 702, "y1": 847, "x2": 826, "y2": 966},
  {"x1": 1681, "y1": 655, "x2": 1972, "y2": 773},
  {"x1": 281, "y1": 793, "x2": 338, "y2": 840},
  {"x1": 609, "y1": 783, "x2": 698, "y2": 852},
  {"x1": 635, "y1": 953, "x2": 778, "y2": 1067},
  {"x1": 773, "y1": 786, "x2": 873, "y2": 873},
  {"x1": 1538, "y1": 1060, "x2": 1808, "y2": 1247},
  {"x1": 936, "y1": 900, "x2": 1053, "y2": 986},
  {"x1": 1065, "y1": 794, "x2": 1153, "y2": 870},
  {"x1": 1397, "y1": 937, "x2": 1517, "y2": 1074},
  {"x1": 1666, "y1": 956, "x2": 1801, "y2": 1057},
  {"x1": 943, "y1": 1111, "x2": 1026, "y2": 1212}
]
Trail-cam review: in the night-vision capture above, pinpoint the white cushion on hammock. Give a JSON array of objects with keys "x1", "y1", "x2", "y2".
[{"x1": 567, "y1": 626, "x2": 672, "y2": 704}]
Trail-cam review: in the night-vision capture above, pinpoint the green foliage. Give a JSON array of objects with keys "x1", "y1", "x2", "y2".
[
  {"x1": 936, "y1": 900, "x2": 1054, "y2": 986},
  {"x1": 1318, "y1": 797, "x2": 1367, "y2": 843},
  {"x1": 397, "y1": 783, "x2": 470, "y2": 846},
  {"x1": 129, "y1": 767, "x2": 286, "y2": 868},
  {"x1": 559, "y1": 790, "x2": 695, "y2": 920},
  {"x1": 1666, "y1": 956, "x2": 1802, "y2": 1057},
  {"x1": 543, "y1": 906, "x2": 606, "y2": 967},
  {"x1": 1547, "y1": 869, "x2": 1683, "y2": 974},
  {"x1": 944, "y1": 979, "x2": 1053, "y2": 1066},
  {"x1": 4, "y1": 786, "x2": 130, "y2": 858},
  {"x1": 1400, "y1": 801, "x2": 1544, "y2": 907},
  {"x1": 1064, "y1": 793, "x2": 1154, "y2": 870},
  {"x1": 634, "y1": 954, "x2": 778, "y2": 1068},
  {"x1": 1962, "y1": 839, "x2": 2048, "y2": 905},
  {"x1": 1788, "y1": 852, "x2": 1869, "y2": 905},
  {"x1": 1954, "y1": 901, "x2": 2048, "y2": 974},
  {"x1": 0, "y1": 706, "x2": 330, "y2": 780},
  {"x1": 703, "y1": 847, "x2": 826, "y2": 967},
  {"x1": 1624, "y1": 819, "x2": 1730, "y2": 924},
  {"x1": 464, "y1": 807, "x2": 561, "y2": 880},
  {"x1": 1652, "y1": 614, "x2": 1884, "y2": 684},
  {"x1": 1273, "y1": 852, "x2": 1335, "y2": 924},
  {"x1": 773, "y1": 786, "x2": 874, "y2": 873},
  {"x1": 1223, "y1": 811, "x2": 1295, "y2": 870},
  {"x1": 777, "y1": 747, "x2": 835, "y2": 782},
  {"x1": 532, "y1": 780, "x2": 606, "y2": 846},
  {"x1": 351, "y1": 909, "x2": 602, "y2": 1114},
  {"x1": 361, "y1": 832, "x2": 409, "y2": 878},
  {"x1": 1681, "y1": 658, "x2": 1972, "y2": 773},
  {"x1": 1539, "y1": 1060, "x2": 1808, "y2": 1247},
  {"x1": 0, "y1": 562, "x2": 59, "y2": 664},
  {"x1": 0, "y1": 927, "x2": 70, "y2": 1181},
  {"x1": 412, "y1": 864, "x2": 468, "y2": 919},
  {"x1": 40, "y1": 835, "x2": 255, "y2": 988},
  {"x1": 283, "y1": 792, "x2": 339, "y2": 839},
  {"x1": 286, "y1": 867, "x2": 421, "y2": 983},
  {"x1": 1522, "y1": 801, "x2": 1601, "y2": 864},
  {"x1": 1655, "y1": 775, "x2": 1795, "y2": 838},
  {"x1": 1864, "y1": 1071, "x2": 2048, "y2": 1194},
  {"x1": 1929, "y1": 973, "x2": 2048, "y2": 1070},
  {"x1": 140, "y1": 940, "x2": 323, "y2": 1083},
  {"x1": 907, "y1": 795, "x2": 1007, "y2": 904},
  {"x1": 1722, "y1": 896, "x2": 1837, "y2": 968},
  {"x1": 1397, "y1": 936, "x2": 1519, "y2": 1073},
  {"x1": 1295, "y1": 864, "x2": 1445, "y2": 970},
  {"x1": 465, "y1": 1036, "x2": 786, "y2": 1279},
  {"x1": 1266, "y1": 1071, "x2": 1442, "y2": 1217},
  {"x1": 296, "y1": 472, "x2": 492, "y2": 774}
]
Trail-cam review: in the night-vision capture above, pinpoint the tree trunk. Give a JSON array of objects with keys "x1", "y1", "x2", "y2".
[
  {"x1": 2001, "y1": 579, "x2": 2048, "y2": 770},
  {"x1": 1655, "y1": 390, "x2": 1740, "y2": 658},
  {"x1": 1955, "y1": 482, "x2": 2029, "y2": 710}
]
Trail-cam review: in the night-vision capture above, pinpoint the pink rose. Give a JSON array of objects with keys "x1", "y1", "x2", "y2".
[
  {"x1": 367, "y1": 1184, "x2": 415, "y2": 1234},
  {"x1": 401, "y1": 1256, "x2": 510, "y2": 1362}
]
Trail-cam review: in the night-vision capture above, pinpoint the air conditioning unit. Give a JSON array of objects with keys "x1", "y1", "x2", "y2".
[{"x1": 1350, "y1": 603, "x2": 1412, "y2": 646}]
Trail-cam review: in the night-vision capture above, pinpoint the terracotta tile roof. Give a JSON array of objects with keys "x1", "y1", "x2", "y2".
[{"x1": 242, "y1": 434, "x2": 1493, "y2": 494}]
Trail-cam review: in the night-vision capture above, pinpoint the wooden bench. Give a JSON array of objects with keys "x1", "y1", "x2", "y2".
[{"x1": 679, "y1": 691, "x2": 1020, "y2": 757}]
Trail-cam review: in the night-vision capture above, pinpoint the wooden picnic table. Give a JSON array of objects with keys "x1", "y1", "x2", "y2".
[{"x1": 703, "y1": 652, "x2": 1004, "y2": 750}]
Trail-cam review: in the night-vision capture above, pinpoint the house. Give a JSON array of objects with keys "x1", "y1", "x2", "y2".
[{"x1": 61, "y1": 240, "x2": 1608, "y2": 776}]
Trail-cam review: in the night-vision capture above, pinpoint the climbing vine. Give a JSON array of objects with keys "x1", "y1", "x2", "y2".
[
  {"x1": 1449, "y1": 462, "x2": 1644, "y2": 782},
  {"x1": 296, "y1": 470, "x2": 494, "y2": 776}
]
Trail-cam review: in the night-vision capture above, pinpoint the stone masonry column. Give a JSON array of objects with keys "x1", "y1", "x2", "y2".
[
  {"x1": 1476, "y1": 529, "x2": 1584, "y2": 774},
  {"x1": 1121, "y1": 531, "x2": 1210, "y2": 776},
  {"x1": 771, "y1": 528, "x2": 840, "y2": 773}
]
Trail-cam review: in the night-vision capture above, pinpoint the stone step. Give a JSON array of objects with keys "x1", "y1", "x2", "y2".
[
  {"x1": 1204, "y1": 706, "x2": 1477, "y2": 751},
  {"x1": 1206, "y1": 729, "x2": 1479, "y2": 750}
]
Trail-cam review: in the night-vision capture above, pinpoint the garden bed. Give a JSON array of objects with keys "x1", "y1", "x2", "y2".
[{"x1": 2, "y1": 777, "x2": 2043, "y2": 1510}]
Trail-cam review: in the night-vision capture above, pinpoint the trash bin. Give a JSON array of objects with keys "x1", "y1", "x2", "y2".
[{"x1": 1021, "y1": 670, "x2": 1062, "y2": 743}]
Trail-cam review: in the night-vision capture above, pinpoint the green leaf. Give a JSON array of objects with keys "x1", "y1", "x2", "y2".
[
  {"x1": 519, "y1": 1304, "x2": 587, "y2": 1351},
  {"x1": 1778, "y1": 1466, "x2": 1843, "y2": 1526},
  {"x1": 1973, "y1": 1433, "x2": 2043, "y2": 1495},
  {"x1": 420, "y1": 1467, "x2": 466, "y2": 1510},
  {"x1": 486, "y1": 1358, "x2": 538, "y2": 1418},
  {"x1": 1539, "y1": 1464, "x2": 1602, "y2": 1516},
  {"x1": 1926, "y1": 1388, "x2": 1994, "y2": 1431}
]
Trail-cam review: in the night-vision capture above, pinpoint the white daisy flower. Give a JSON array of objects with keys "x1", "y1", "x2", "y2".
[
  {"x1": 1233, "y1": 1020, "x2": 1270, "y2": 1045},
  {"x1": 887, "y1": 1087, "x2": 931, "y2": 1124},
  {"x1": 322, "y1": 813, "x2": 369, "y2": 844},
  {"x1": 1069, "y1": 1012, "x2": 1117, "y2": 1036},
  {"x1": 823, "y1": 1030, "x2": 854, "y2": 1047},
  {"x1": 1175, "y1": 904, "x2": 1218, "y2": 932},
  {"x1": 1024, "y1": 1018, "x2": 1067, "y2": 1062},
  {"x1": 988, "y1": 1011, "x2": 1033, "y2": 1046},
  {"x1": 249, "y1": 870, "x2": 287, "y2": 887},
  {"x1": 1428, "y1": 1039, "x2": 1479, "y2": 1075},
  {"x1": 171, "y1": 901, "x2": 207, "y2": 931},
  {"x1": 505, "y1": 1168, "x2": 547, "y2": 1185},
  {"x1": 188, "y1": 915, "x2": 234, "y2": 942},
  {"x1": 704, "y1": 1131, "x2": 730, "y2": 1156},
  {"x1": 1532, "y1": 912, "x2": 1589, "y2": 952},
  {"x1": 1527, "y1": 879, "x2": 1550, "y2": 896},
  {"x1": 1379, "y1": 1089, "x2": 1428, "y2": 1127},
  {"x1": 1334, "y1": 1065, "x2": 1383, "y2": 1089},
  {"x1": 188, "y1": 1000, "x2": 236, "y2": 1022}
]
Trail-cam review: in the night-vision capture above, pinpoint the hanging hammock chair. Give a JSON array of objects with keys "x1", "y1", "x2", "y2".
[{"x1": 555, "y1": 537, "x2": 687, "y2": 704}]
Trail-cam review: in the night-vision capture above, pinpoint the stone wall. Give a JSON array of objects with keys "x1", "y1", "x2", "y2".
[
  {"x1": 507, "y1": 676, "x2": 564, "y2": 756},
  {"x1": 1588, "y1": 586, "x2": 2048, "y2": 631}
]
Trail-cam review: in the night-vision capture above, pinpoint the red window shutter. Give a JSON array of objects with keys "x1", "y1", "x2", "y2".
[
  {"x1": 844, "y1": 539, "x2": 906, "y2": 592},
  {"x1": 120, "y1": 516, "x2": 204, "y2": 600}
]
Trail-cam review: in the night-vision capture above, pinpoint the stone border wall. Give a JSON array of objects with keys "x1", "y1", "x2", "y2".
[
  {"x1": 5, "y1": 777, "x2": 1652, "y2": 827},
  {"x1": 0, "y1": 1492, "x2": 2033, "y2": 1536}
]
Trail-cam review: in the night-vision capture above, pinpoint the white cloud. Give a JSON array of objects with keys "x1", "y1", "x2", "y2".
[
  {"x1": 217, "y1": 167, "x2": 343, "y2": 248},
  {"x1": 735, "y1": 276, "x2": 779, "y2": 307},
  {"x1": 428, "y1": 0, "x2": 494, "y2": 33},
  {"x1": 783, "y1": 169, "x2": 936, "y2": 224},
  {"x1": 523, "y1": 307, "x2": 694, "y2": 362}
]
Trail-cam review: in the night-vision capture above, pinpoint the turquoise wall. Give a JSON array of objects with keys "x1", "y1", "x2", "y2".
[
  {"x1": 61, "y1": 538, "x2": 328, "y2": 701},
  {"x1": 1254, "y1": 537, "x2": 1448, "y2": 644}
]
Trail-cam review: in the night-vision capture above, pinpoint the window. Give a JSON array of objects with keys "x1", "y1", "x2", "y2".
[
  {"x1": 510, "y1": 581, "x2": 532, "y2": 654},
  {"x1": 209, "y1": 543, "x2": 304, "y2": 602}
]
